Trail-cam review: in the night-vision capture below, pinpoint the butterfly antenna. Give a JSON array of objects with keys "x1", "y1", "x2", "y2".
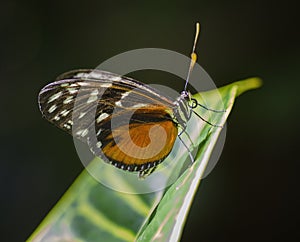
[{"x1": 184, "y1": 22, "x2": 200, "y2": 92}]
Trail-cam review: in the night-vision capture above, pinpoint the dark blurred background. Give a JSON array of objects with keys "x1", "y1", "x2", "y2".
[{"x1": 1, "y1": 0, "x2": 299, "y2": 241}]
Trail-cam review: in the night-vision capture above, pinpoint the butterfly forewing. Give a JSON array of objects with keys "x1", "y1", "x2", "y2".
[{"x1": 39, "y1": 70, "x2": 174, "y2": 132}]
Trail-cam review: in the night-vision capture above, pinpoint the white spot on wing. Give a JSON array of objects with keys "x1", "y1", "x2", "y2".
[
  {"x1": 115, "y1": 100, "x2": 122, "y2": 107},
  {"x1": 63, "y1": 123, "x2": 71, "y2": 129},
  {"x1": 48, "y1": 91, "x2": 62, "y2": 103},
  {"x1": 76, "y1": 129, "x2": 88, "y2": 137},
  {"x1": 67, "y1": 88, "x2": 77, "y2": 94},
  {"x1": 131, "y1": 103, "x2": 148, "y2": 109},
  {"x1": 48, "y1": 105, "x2": 57, "y2": 113},
  {"x1": 81, "y1": 129, "x2": 88, "y2": 137},
  {"x1": 53, "y1": 115, "x2": 60, "y2": 121},
  {"x1": 78, "y1": 112, "x2": 86, "y2": 119},
  {"x1": 60, "y1": 110, "x2": 70, "y2": 117},
  {"x1": 63, "y1": 96, "x2": 73, "y2": 104},
  {"x1": 87, "y1": 95, "x2": 98, "y2": 104},
  {"x1": 78, "y1": 82, "x2": 90, "y2": 86},
  {"x1": 96, "y1": 128, "x2": 102, "y2": 136},
  {"x1": 76, "y1": 130, "x2": 83, "y2": 136},
  {"x1": 96, "y1": 141, "x2": 102, "y2": 148},
  {"x1": 60, "y1": 83, "x2": 69, "y2": 87},
  {"x1": 121, "y1": 91, "x2": 130, "y2": 100},
  {"x1": 96, "y1": 113, "x2": 109, "y2": 123},
  {"x1": 100, "y1": 83, "x2": 112, "y2": 88}
]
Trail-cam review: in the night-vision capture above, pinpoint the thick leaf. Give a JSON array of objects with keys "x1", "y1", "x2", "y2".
[{"x1": 29, "y1": 77, "x2": 262, "y2": 242}]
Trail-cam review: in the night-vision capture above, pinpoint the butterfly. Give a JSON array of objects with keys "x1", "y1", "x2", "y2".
[{"x1": 38, "y1": 23, "x2": 223, "y2": 178}]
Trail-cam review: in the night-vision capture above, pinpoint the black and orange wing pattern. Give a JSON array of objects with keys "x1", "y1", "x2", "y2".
[{"x1": 38, "y1": 69, "x2": 179, "y2": 176}]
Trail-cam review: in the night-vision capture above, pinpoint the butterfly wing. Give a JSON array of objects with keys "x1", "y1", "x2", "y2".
[
  {"x1": 39, "y1": 69, "x2": 175, "y2": 137},
  {"x1": 38, "y1": 69, "x2": 178, "y2": 174}
]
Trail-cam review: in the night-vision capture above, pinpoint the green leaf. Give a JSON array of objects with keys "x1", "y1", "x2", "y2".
[{"x1": 29, "y1": 77, "x2": 262, "y2": 242}]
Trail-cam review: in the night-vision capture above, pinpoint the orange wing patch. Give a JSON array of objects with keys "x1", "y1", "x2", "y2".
[{"x1": 102, "y1": 120, "x2": 178, "y2": 166}]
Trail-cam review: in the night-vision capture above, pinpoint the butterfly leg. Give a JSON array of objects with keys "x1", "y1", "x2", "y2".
[
  {"x1": 177, "y1": 134, "x2": 195, "y2": 164},
  {"x1": 192, "y1": 110, "x2": 223, "y2": 128}
]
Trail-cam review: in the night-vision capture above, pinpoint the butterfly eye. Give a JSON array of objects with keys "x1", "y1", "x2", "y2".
[{"x1": 189, "y1": 98, "x2": 198, "y2": 109}]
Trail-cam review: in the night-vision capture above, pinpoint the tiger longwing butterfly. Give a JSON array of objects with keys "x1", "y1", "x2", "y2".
[{"x1": 38, "y1": 23, "x2": 223, "y2": 178}]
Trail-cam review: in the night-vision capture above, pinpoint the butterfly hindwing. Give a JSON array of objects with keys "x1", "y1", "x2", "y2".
[{"x1": 88, "y1": 105, "x2": 178, "y2": 173}]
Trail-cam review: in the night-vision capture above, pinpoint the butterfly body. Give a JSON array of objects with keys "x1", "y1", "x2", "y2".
[{"x1": 39, "y1": 69, "x2": 191, "y2": 177}]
